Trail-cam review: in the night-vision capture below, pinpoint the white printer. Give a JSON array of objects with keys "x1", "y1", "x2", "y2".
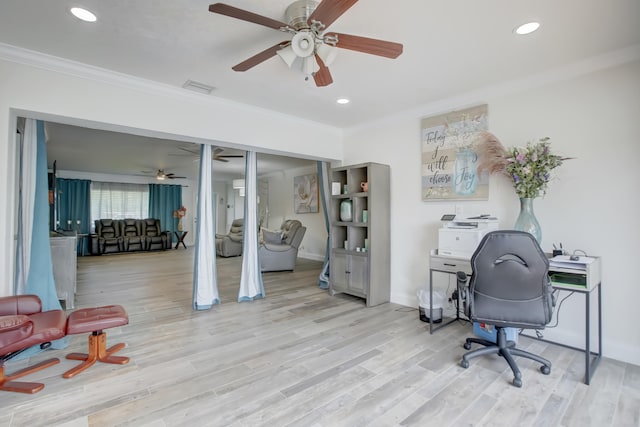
[{"x1": 438, "y1": 215, "x2": 499, "y2": 259}]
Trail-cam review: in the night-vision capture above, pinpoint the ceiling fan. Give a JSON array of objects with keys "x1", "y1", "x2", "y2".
[
  {"x1": 208, "y1": 0, "x2": 403, "y2": 87},
  {"x1": 155, "y1": 169, "x2": 186, "y2": 180},
  {"x1": 175, "y1": 146, "x2": 244, "y2": 163}
]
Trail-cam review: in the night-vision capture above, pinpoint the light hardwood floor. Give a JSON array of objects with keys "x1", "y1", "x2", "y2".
[{"x1": 2, "y1": 249, "x2": 639, "y2": 426}]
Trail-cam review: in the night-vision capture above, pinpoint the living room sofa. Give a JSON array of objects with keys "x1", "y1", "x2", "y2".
[{"x1": 89, "y1": 218, "x2": 172, "y2": 255}]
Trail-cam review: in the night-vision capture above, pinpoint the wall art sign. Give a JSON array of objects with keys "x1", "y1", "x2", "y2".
[{"x1": 421, "y1": 104, "x2": 489, "y2": 201}]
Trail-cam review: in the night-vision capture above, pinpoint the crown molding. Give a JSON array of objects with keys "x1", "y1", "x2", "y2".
[
  {"x1": 0, "y1": 42, "x2": 207, "y2": 101},
  {"x1": 346, "y1": 43, "x2": 640, "y2": 134},
  {"x1": 0, "y1": 42, "x2": 341, "y2": 134}
]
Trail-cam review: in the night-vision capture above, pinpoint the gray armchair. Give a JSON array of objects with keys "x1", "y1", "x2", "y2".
[
  {"x1": 216, "y1": 218, "x2": 244, "y2": 257},
  {"x1": 456, "y1": 230, "x2": 554, "y2": 387},
  {"x1": 259, "y1": 220, "x2": 306, "y2": 272}
]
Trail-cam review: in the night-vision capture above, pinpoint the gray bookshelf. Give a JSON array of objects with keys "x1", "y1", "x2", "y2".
[{"x1": 329, "y1": 162, "x2": 390, "y2": 306}]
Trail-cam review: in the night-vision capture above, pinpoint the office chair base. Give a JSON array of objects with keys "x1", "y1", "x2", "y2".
[
  {"x1": 461, "y1": 329, "x2": 551, "y2": 387},
  {"x1": 464, "y1": 337, "x2": 501, "y2": 350},
  {"x1": 0, "y1": 358, "x2": 60, "y2": 394}
]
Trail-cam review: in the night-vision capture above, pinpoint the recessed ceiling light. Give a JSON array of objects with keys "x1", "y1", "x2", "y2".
[
  {"x1": 336, "y1": 98, "x2": 350, "y2": 105},
  {"x1": 515, "y1": 22, "x2": 540, "y2": 35},
  {"x1": 70, "y1": 7, "x2": 97, "y2": 22}
]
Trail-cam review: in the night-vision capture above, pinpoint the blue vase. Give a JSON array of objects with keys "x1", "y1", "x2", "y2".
[{"x1": 514, "y1": 198, "x2": 541, "y2": 243}]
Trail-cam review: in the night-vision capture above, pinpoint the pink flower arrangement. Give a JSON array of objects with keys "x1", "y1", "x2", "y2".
[{"x1": 173, "y1": 206, "x2": 187, "y2": 218}]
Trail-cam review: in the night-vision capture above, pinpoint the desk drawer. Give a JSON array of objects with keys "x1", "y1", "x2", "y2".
[{"x1": 430, "y1": 256, "x2": 472, "y2": 275}]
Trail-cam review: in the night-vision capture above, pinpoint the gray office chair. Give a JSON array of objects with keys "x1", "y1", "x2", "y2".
[{"x1": 456, "y1": 230, "x2": 554, "y2": 387}]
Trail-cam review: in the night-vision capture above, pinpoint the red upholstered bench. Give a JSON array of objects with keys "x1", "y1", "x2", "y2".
[{"x1": 63, "y1": 305, "x2": 130, "y2": 379}]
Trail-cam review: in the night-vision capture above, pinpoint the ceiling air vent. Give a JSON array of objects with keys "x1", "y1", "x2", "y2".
[{"x1": 182, "y1": 80, "x2": 215, "y2": 95}]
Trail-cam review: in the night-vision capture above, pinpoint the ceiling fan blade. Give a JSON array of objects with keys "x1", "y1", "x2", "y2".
[
  {"x1": 313, "y1": 54, "x2": 333, "y2": 87},
  {"x1": 307, "y1": 0, "x2": 358, "y2": 29},
  {"x1": 232, "y1": 41, "x2": 290, "y2": 71},
  {"x1": 209, "y1": 3, "x2": 289, "y2": 30},
  {"x1": 177, "y1": 146, "x2": 199, "y2": 155},
  {"x1": 214, "y1": 158, "x2": 230, "y2": 163},
  {"x1": 213, "y1": 147, "x2": 224, "y2": 155},
  {"x1": 329, "y1": 32, "x2": 403, "y2": 58}
]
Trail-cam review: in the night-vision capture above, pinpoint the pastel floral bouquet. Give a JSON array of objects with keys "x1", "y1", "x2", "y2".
[
  {"x1": 506, "y1": 138, "x2": 567, "y2": 198},
  {"x1": 476, "y1": 133, "x2": 569, "y2": 198},
  {"x1": 173, "y1": 205, "x2": 187, "y2": 218}
]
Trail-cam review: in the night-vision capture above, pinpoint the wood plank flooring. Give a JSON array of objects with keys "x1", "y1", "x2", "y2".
[{"x1": 2, "y1": 249, "x2": 639, "y2": 426}]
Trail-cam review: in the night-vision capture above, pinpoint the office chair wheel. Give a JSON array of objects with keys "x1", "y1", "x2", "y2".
[
  {"x1": 512, "y1": 377, "x2": 522, "y2": 388},
  {"x1": 463, "y1": 341, "x2": 472, "y2": 350},
  {"x1": 460, "y1": 359, "x2": 469, "y2": 369},
  {"x1": 540, "y1": 365, "x2": 551, "y2": 375}
]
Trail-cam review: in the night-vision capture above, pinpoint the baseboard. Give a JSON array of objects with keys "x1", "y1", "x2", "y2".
[
  {"x1": 298, "y1": 252, "x2": 325, "y2": 262},
  {"x1": 391, "y1": 291, "x2": 418, "y2": 309}
]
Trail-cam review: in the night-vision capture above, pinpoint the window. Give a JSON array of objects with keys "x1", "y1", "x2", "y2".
[{"x1": 90, "y1": 182, "x2": 149, "y2": 230}]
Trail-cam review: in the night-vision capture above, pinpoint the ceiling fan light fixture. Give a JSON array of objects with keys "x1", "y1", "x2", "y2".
[
  {"x1": 156, "y1": 171, "x2": 166, "y2": 180},
  {"x1": 302, "y1": 56, "x2": 319, "y2": 77},
  {"x1": 277, "y1": 45, "x2": 297, "y2": 68},
  {"x1": 316, "y1": 43, "x2": 337, "y2": 66},
  {"x1": 291, "y1": 32, "x2": 315, "y2": 57}
]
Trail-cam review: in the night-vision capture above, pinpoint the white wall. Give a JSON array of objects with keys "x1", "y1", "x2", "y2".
[
  {"x1": 3, "y1": 46, "x2": 639, "y2": 366},
  {"x1": 0, "y1": 53, "x2": 342, "y2": 297},
  {"x1": 262, "y1": 164, "x2": 327, "y2": 261},
  {"x1": 341, "y1": 59, "x2": 640, "y2": 365}
]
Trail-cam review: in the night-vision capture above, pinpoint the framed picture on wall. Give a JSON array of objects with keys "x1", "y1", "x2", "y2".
[
  {"x1": 421, "y1": 104, "x2": 490, "y2": 201},
  {"x1": 294, "y1": 173, "x2": 319, "y2": 213}
]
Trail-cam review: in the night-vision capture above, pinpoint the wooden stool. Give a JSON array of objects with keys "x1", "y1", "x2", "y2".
[{"x1": 63, "y1": 305, "x2": 129, "y2": 379}]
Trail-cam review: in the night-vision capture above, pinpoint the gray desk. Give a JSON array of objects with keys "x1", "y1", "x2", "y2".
[
  {"x1": 427, "y1": 249, "x2": 471, "y2": 334},
  {"x1": 428, "y1": 249, "x2": 602, "y2": 385}
]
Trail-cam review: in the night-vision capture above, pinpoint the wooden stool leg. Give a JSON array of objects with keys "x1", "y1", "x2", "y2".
[
  {"x1": 63, "y1": 332, "x2": 129, "y2": 379},
  {"x1": 97, "y1": 333, "x2": 129, "y2": 364},
  {"x1": 63, "y1": 334, "x2": 99, "y2": 378},
  {"x1": 0, "y1": 358, "x2": 60, "y2": 394}
]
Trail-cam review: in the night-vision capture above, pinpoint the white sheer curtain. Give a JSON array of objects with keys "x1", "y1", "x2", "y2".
[
  {"x1": 317, "y1": 161, "x2": 331, "y2": 289},
  {"x1": 90, "y1": 182, "x2": 149, "y2": 227},
  {"x1": 238, "y1": 151, "x2": 264, "y2": 301},
  {"x1": 14, "y1": 119, "x2": 36, "y2": 294},
  {"x1": 192, "y1": 144, "x2": 220, "y2": 309}
]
